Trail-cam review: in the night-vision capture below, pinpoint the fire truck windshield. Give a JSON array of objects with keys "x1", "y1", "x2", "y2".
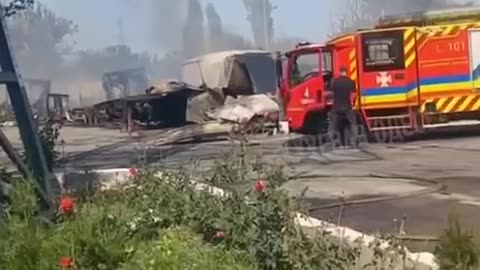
[
  {"x1": 289, "y1": 52, "x2": 319, "y2": 87},
  {"x1": 361, "y1": 30, "x2": 405, "y2": 72}
]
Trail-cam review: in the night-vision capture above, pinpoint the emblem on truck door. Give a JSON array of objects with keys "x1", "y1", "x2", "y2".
[
  {"x1": 376, "y1": 72, "x2": 392, "y2": 87},
  {"x1": 301, "y1": 87, "x2": 315, "y2": 105},
  {"x1": 303, "y1": 87, "x2": 310, "y2": 98}
]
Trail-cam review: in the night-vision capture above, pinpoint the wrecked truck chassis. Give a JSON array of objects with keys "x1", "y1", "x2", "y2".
[
  {"x1": 73, "y1": 90, "x2": 278, "y2": 140},
  {"x1": 72, "y1": 89, "x2": 196, "y2": 131}
]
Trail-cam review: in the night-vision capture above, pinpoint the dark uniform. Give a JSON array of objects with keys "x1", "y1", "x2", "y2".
[{"x1": 329, "y1": 67, "x2": 358, "y2": 146}]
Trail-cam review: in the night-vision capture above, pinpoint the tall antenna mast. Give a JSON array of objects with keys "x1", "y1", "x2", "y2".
[{"x1": 117, "y1": 16, "x2": 125, "y2": 46}]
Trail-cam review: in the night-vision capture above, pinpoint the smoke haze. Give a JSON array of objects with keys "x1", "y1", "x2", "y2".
[
  {"x1": 183, "y1": 0, "x2": 205, "y2": 59},
  {"x1": 205, "y1": 3, "x2": 223, "y2": 51},
  {"x1": 242, "y1": 0, "x2": 274, "y2": 49},
  {"x1": 4, "y1": 0, "x2": 480, "y2": 105},
  {"x1": 338, "y1": 0, "x2": 477, "y2": 31},
  {"x1": 150, "y1": 0, "x2": 185, "y2": 52}
]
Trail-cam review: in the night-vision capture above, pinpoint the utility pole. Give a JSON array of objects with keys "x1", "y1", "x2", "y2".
[
  {"x1": 263, "y1": 0, "x2": 269, "y2": 50},
  {"x1": 117, "y1": 16, "x2": 125, "y2": 46},
  {"x1": 263, "y1": 2, "x2": 278, "y2": 51}
]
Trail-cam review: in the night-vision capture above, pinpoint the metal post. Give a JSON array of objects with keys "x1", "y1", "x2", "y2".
[
  {"x1": 0, "y1": 14, "x2": 55, "y2": 208},
  {"x1": 263, "y1": 0, "x2": 269, "y2": 50},
  {"x1": 263, "y1": 3, "x2": 278, "y2": 51},
  {"x1": 127, "y1": 102, "x2": 132, "y2": 134}
]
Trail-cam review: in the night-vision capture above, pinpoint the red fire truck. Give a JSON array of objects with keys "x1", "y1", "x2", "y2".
[
  {"x1": 279, "y1": 6, "x2": 480, "y2": 135},
  {"x1": 276, "y1": 42, "x2": 325, "y2": 134}
]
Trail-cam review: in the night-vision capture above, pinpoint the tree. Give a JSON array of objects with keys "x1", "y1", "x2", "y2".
[
  {"x1": 205, "y1": 3, "x2": 224, "y2": 52},
  {"x1": 72, "y1": 45, "x2": 158, "y2": 79},
  {"x1": 333, "y1": 0, "x2": 476, "y2": 34},
  {"x1": 150, "y1": 0, "x2": 185, "y2": 53},
  {"x1": 183, "y1": 0, "x2": 205, "y2": 59},
  {"x1": 5, "y1": 3, "x2": 78, "y2": 79},
  {"x1": 242, "y1": 0, "x2": 274, "y2": 49},
  {"x1": 2, "y1": 0, "x2": 35, "y2": 18},
  {"x1": 205, "y1": 3, "x2": 253, "y2": 52},
  {"x1": 331, "y1": 0, "x2": 370, "y2": 34}
]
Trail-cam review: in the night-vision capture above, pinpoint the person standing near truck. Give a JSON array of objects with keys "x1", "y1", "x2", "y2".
[{"x1": 328, "y1": 66, "x2": 358, "y2": 146}]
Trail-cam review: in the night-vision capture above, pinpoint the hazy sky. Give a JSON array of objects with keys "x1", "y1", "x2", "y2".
[{"x1": 40, "y1": 0, "x2": 339, "y2": 53}]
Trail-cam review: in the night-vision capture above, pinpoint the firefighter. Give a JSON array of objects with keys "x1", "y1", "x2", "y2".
[{"x1": 328, "y1": 66, "x2": 358, "y2": 146}]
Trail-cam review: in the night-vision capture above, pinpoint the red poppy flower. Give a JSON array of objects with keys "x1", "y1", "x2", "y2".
[
  {"x1": 59, "y1": 256, "x2": 74, "y2": 268},
  {"x1": 255, "y1": 180, "x2": 266, "y2": 192},
  {"x1": 59, "y1": 196, "x2": 74, "y2": 215},
  {"x1": 215, "y1": 231, "x2": 225, "y2": 239},
  {"x1": 129, "y1": 167, "x2": 138, "y2": 177}
]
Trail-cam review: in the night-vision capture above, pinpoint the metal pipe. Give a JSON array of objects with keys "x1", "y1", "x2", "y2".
[{"x1": 263, "y1": 0, "x2": 269, "y2": 50}]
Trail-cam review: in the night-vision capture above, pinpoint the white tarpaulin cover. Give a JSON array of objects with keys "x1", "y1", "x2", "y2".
[
  {"x1": 206, "y1": 94, "x2": 279, "y2": 123},
  {"x1": 181, "y1": 50, "x2": 278, "y2": 95}
]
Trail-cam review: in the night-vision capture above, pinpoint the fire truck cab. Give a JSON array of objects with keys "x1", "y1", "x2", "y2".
[
  {"x1": 277, "y1": 42, "x2": 334, "y2": 134},
  {"x1": 278, "y1": 41, "x2": 361, "y2": 134}
]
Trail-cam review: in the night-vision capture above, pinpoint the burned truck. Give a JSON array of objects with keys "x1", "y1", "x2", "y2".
[
  {"x1": 181, "y1": 50, "x2": 279, "y2": 125},
  {"x1": 84, "y1": 50, "x2": 280, "y2": 133}
]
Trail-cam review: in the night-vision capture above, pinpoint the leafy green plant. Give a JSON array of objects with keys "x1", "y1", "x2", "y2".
[
  {"x1": 0, "y1": 180, "x2": 62, "y2": 270},
  {"x1": 0, "y1": 149, "x2": 428, "y2": 270},
  {"x1": 38, "y1": 119, "x2": 61, "y2": 170},
  {"x1": 3, "y1": 0, "x2": 35, "y2": 18},
  {"x1": 116, "y1": 168, "x2": 364, "y2": 270},
  {"x1": 434, "y1": 213, "x2": 479, "y2": 270},
  {"x1": 0, "y1": 177, "x2": 257, "y2": 270},
  {"x1": 20, "y1": 119, "x2": 61, "y2": 171},
  {"x1": 208, "y1": 145, "x2": 252, "y2": 188},
  {"x1": 57, "y1": 203, "x2": 135, "y2": 269},
  {"x1": 124, "y1": 228, "x2": 255, "y2": 270}
]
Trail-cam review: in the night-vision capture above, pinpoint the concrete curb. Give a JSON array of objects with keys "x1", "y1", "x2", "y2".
[
  {"x1": 55, "y1": 168, "x2": 438, "y2": 270},
  {"x1": 295, "y1": 214, "x2": 437, "y2": 269}
]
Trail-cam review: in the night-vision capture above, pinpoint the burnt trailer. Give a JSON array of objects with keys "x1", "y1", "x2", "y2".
[{"x1": 92, "y1": 83, "x2": 201, "y2": 132}]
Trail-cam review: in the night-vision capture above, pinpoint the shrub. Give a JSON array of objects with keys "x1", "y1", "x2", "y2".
[
  {"x1": 0, "y1": 146, "x2": 418, "y2": 269},
  {"x1": 434, "y1": 213, "x2": 479, "y2": 270},
  {"x1": 0, "y1": 179, "x2": 255, "y2": 270},
  {"x1": 124, "y1": 228, "x2": 255, "y2": 270},
  {"x1": 111, "y1": 167, "x2": 363, "y2": 270},
  {"x1": 0, "y1": 181, "x2": 63, "y2": 270},
  {"x1": 17, "y1": 119, "x2": 61, "y2": 175},
  {"x1": 38, "y1": 119, "x2": 61, "y2": 170}
]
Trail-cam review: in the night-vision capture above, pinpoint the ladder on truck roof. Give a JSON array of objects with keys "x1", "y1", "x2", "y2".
[{"x1": 376, "y1": 6, "x2": 480, "y2": 28}]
